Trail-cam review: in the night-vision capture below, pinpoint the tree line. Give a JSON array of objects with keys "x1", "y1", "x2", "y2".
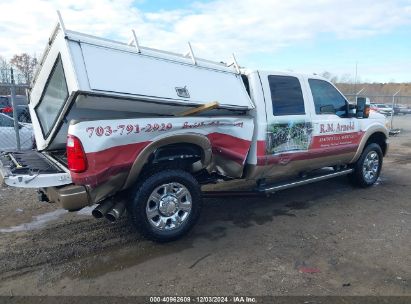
[
  {"x1": 0, "y1": 54, "x2": 38, "y2": 85},
  {"x1": 321, "y1": 71, "x2": 411, "y2": 95},
  {"x1": 321, "y1": 71, "x2": 411, "y2": 105}
]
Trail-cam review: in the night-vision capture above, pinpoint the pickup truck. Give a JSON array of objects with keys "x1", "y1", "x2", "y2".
[{"x1": 0, "y1": 19, "x2": 389, "y2": 242}]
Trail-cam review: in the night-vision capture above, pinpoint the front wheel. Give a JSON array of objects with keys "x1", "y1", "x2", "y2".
[
  {"x1": 128, "y1": 169, "x2": 202, "y2": 242},
  {"x1": 350, "y1": 143, "x2": 383, "y2": 187}
]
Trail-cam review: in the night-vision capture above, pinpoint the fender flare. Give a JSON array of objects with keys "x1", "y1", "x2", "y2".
[
  {"x1": 350, "y1": 124, "x2": 389, "y2": 163},
  {"x1": 122, "y1": 133, "x2": 212, "y2": 189}
]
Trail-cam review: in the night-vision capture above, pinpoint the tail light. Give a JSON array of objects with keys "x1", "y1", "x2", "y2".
[
  {"x1": 67, "y1": 135, "x2": 87, "y2": 173},
  {"x1": 2, "y1": 106, "x2": 13, "y2": 113}
]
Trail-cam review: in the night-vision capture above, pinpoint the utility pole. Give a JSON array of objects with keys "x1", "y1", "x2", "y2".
[
  {"x1": 390, "y1": 89, "x2": 401, "y2": 130},
  {"x1": 10, "y1": 67, "x2": 21, "y2": 150},
  {"x1": 353, "y1": 62, "x2": 358, "y2": 96}
]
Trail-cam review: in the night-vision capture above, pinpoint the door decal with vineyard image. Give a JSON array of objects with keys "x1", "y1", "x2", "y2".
[{"x1": 266, "y1": 121, "x2": 313, "y2": 154}]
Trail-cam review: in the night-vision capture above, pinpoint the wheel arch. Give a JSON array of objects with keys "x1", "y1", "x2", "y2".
[
  {"x1": 122, "y1": 134, "x2": 212, "y2": 189},
  {"x1": 351, "y1": 125, "x2": 389, "y2": 163},
  {"x1": 365, "y1": 132, "x2": 388, "y2": 155}
]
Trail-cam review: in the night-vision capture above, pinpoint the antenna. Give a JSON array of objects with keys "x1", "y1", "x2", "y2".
[
  {"x1": 131, "y1": 29, "x2": 141, "y2": 53},
  {"x1": 231, "y1": 53, "x2": 240, "y2": 74},
  {"x1": 187, "y1": 42, "x2": 197, "y2": 65},
  {"x1": 56, "y1": 10, "x2": 66, "y2": 36}
]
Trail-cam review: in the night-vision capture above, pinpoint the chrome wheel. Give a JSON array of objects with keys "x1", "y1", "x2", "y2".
[
  {"x1": 362, "y1": 151, "x2": 380, "y2": 183},
  {"x1": 146, "y1": 182, "x2": 192, "y2": 231}
]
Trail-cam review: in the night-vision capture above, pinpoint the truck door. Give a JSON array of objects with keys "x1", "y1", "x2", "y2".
[
  {"x1": 260, "y1": 73, "x2": 314, "y2": 179},
  {"x1": 306, "y1": 78, "x2": 362, "y2": 166}
]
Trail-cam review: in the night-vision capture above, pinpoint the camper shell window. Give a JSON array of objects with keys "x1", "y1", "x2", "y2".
[{"x1": 35, "y1": 55, "x2": 68, "y2": 137}]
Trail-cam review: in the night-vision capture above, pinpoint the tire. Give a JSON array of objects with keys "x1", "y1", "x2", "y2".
[
  {"x1": 350, "y1": 143, "x2": 383, "y2": 188},
  {"x1": 128, "y1": 169, "x2": 202, "y2": 242}
]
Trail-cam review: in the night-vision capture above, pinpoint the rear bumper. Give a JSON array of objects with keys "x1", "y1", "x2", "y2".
[
  {"x1": 0, "y1": 151, "x2": 89, "y2": 211},
  {"x1": 43, "y1": 185, "x2": 90, "y2": 211},
  {"x1": 0, "y1": 151, "x2": 72, "y2": 188}
]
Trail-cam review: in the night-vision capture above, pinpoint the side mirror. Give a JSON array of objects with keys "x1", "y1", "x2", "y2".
[
  {"x1": 320, "y1": 105, "x2": 335, "y2": 114},
  {"x1": 356, "y1": 97, "x2": 370, "y2": 118},
  {"x1": 347, "y1": 103, "x2": 356, "y2": 118}
]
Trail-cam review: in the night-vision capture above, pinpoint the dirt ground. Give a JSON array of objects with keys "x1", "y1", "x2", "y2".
[{"x1": 0, "y1": 116, "x2": 410, "y2": 297}]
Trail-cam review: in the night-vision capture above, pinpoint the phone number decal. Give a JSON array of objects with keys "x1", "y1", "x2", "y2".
[{"x1": 86, "y1": 123, "x2": 173, "y2": 138}]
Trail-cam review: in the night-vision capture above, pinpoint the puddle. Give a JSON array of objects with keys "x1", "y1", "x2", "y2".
[
  {"x1": 226, "y1": 208, "x2": 297, "y2": 228},
  {"x1": 0, "y1": 209, "x2": 67, "y2": 233},
  {"x1": 1, "y1": 205, "x2": 97, "y2": 233},
  {"x1": 286, "y1": 200, "x2": 310, "y2": 210},
  {"x1": 193, "y1": 225, "x2": 227, "y2": 240},
  {"x1": 67, "y1": 225, "x2": 230, "y2": 279},
  {"x1": 68, "y1": 239, "x2": 193, "y2": 279},
  {"x1": 272, "y1": 209, "x2": 297, "y2": 217}
]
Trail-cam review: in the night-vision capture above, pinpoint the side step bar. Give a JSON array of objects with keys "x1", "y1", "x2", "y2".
[
  {"x1": 259, "y1": 168, "x2": 353, "y2": 193},
  {"x1": 202, "y1": 168, "x2": 353, "y2": 198}
]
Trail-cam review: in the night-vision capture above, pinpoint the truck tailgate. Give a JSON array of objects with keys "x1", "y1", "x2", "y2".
[{"x1": 0, "y1": 151, "x2": 72, "y2": 188}]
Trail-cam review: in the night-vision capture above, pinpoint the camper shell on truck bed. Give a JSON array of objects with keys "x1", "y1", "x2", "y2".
[
  {"x1": 29, "y1": 22, "x2": 254, "y2": 152},
  {"x1": 1, "y1": 19, "x2": 256, "y2": 203}
]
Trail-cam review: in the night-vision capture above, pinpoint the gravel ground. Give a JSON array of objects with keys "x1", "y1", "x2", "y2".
[{"x1": 0, "y1": 116, "x2": 410, "y2": 296}]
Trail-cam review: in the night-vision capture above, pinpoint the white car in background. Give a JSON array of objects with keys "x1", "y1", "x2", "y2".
[
  {"x1": 0, "y1": 113, "x2": 34, "y2": 151},
  {"x1": 370, "y1": 103, "x2": 394, "y2": 116}
]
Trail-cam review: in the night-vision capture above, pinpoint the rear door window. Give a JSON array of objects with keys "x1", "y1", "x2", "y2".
[
  {"x1": 35, "y1": 56, "x2": 68, "y2": 137},
  {"x1": 268, "y1": 75, "x2": 305, "y2": 116}
]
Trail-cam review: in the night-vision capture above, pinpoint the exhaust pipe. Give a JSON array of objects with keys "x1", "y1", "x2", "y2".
[
  {"x1": 105, "y1": 199, "x2": 126, "y2": 223},
  {"x1": 92, "y1": 199, "x2": 115, "y2": 219}
]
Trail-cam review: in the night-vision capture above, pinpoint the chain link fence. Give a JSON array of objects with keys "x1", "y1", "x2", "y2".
[
  {"x1": 0, "y1": 68, "x2": 32, "y2": 152},
  {"x1": 343, "y1": 93, "x2": 411, "y2": 131}
]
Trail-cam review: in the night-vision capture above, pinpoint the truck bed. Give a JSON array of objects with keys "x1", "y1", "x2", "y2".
[
  {"x1": 0, "y1": 151, "x2": 65, "y2": 175},
  {"x1": 49, "y1": 150, "x2": 68, "y2": 167}
]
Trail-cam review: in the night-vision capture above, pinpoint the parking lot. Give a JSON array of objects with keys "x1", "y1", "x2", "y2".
[{"x1": 0, "y1": 116, "x2": 410, "y2": 297}]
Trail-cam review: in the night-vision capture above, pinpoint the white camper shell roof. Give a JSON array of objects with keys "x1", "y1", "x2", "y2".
[{"x1": 29, "y1": 18, "x2": 254, "y2": 150}]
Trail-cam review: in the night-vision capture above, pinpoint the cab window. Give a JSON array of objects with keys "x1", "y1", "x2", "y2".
[
  {"x1": 308, "y1": 79, "x2": 347, "y2": 117},
  {"x1": 268, "y1": 75, "x2": 305, "y2": 116}
]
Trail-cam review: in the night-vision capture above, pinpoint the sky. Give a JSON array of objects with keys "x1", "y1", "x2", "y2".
[{"x1": 0, "y1": 0, "x2": 410, "y2": 83}]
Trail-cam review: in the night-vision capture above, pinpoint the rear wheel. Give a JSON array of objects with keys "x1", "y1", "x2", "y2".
[
  {"x1": 350, "y1": 143, "x2": 383, "y2": 187},
  {"x1": 128, "y1": 169, "x2": 202, "y2": 242}
]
